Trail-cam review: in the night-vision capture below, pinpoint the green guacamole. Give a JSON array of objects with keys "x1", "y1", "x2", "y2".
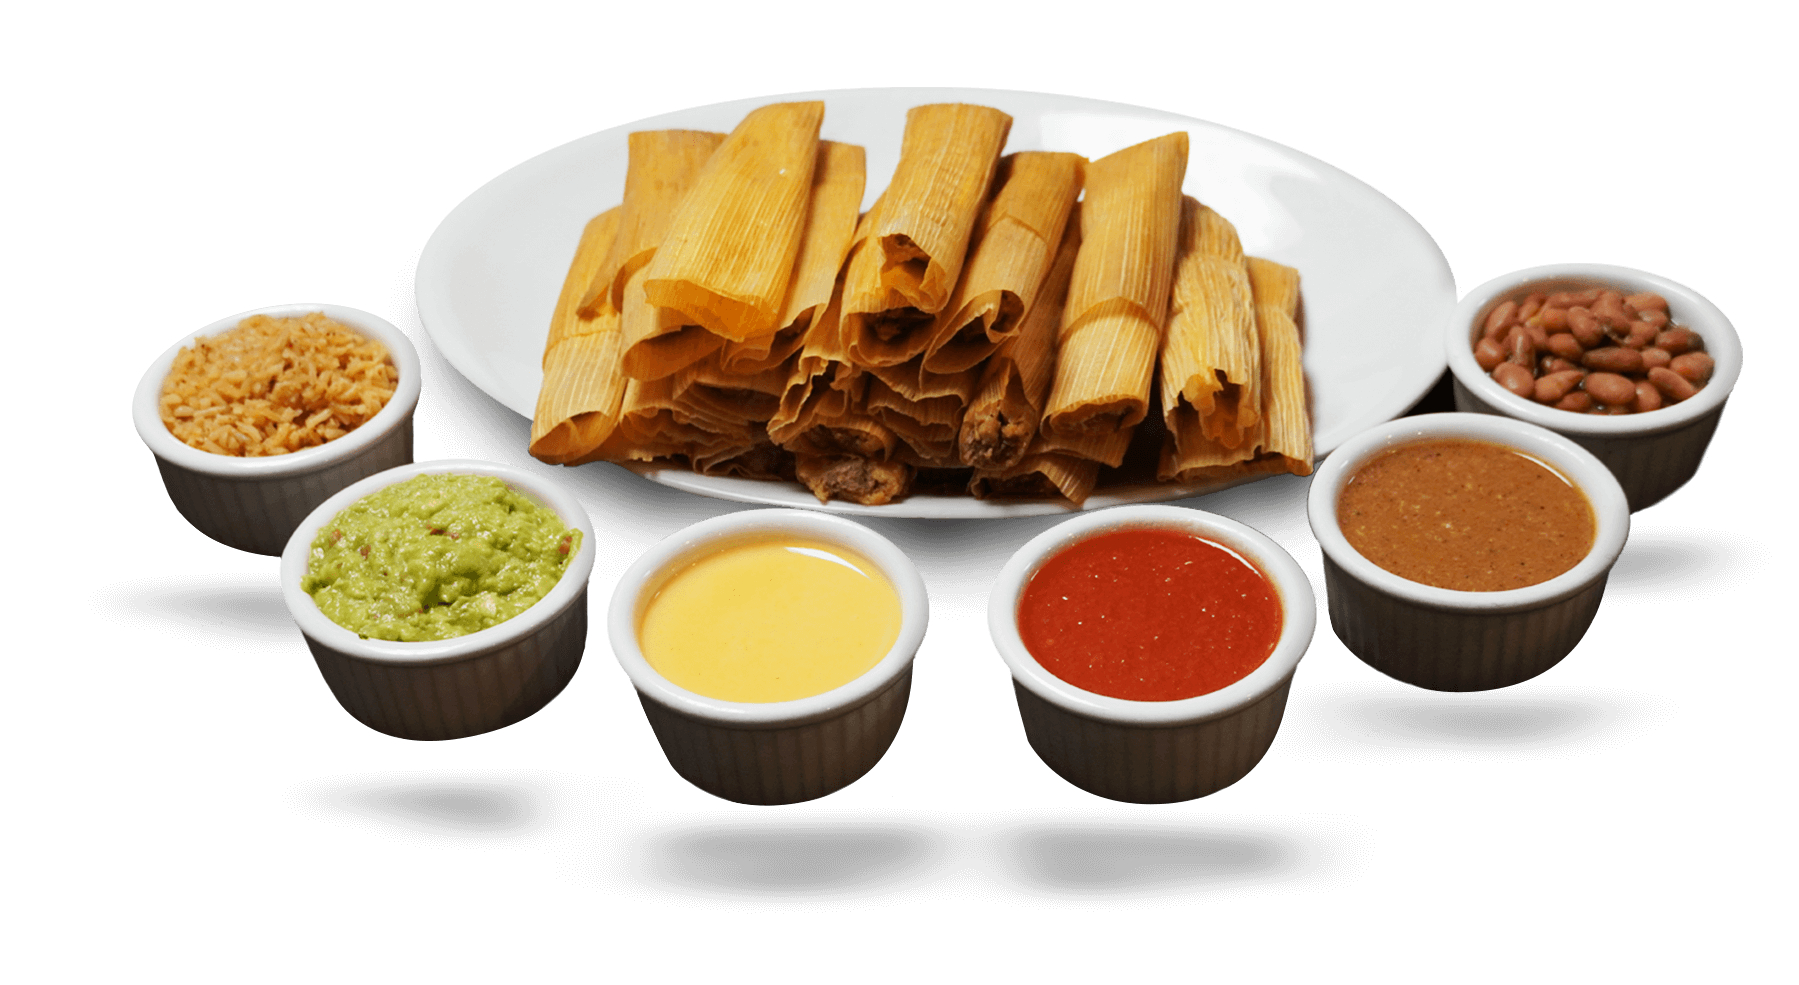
[{"x1": 302, "y1": 473, "x2": 582, "y2": 642}]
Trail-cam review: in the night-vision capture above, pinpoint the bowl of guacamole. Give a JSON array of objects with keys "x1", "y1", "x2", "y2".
[
  {"x1": 280, "y1": 460, "x2": 596, "y2": 740},
  {"x1": 301, "y1": 472, "x2": 581, "y2": 642}
]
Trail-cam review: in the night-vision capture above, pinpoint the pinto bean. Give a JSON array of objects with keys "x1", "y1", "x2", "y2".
[
  {"x1": 1583, "y1": 372, "x2": 1637, "y2": 406},
  {"x1": 1634, "y1": 380, "x2": 1663, "y2": 413},
  {"x1": 1583, "y1": 347, "x2": 1645, "y2": 373},
  {"x1": 1635, "y1": 309, "x2": 1669, "y2": 330},
  {"x1": 1507, "y1": 327, "x2": 1537, "y2": 366},
  {"x1": 1545, "y1": 333, "x2": 1585, "y2": 362},
  {"x1": 1624, "y1": 292, "x2": 1667, "y2": 313},
  {"x1": 1641, "y1": 347, "x2": 1672, "y2": 371},
  {"x1": 1593, "y1": 293, "x2": 1631, "y2": 328},
  {"x1": 1670, "y1": 351, "x2": 1715, "y2": 385},
  {"x1": 1568, "y1": 307, "x2": 1605, "y2": 348},
  {"x1": 1539, "y1": 355, "x2": 1580, "y2": 375},
  {"x1": 1539, "y1": 306, "x2": 1569, "y2": 332},
  {"x1": 1648, "y1": 366, "x2": 1698, "y2": 402},
  {"x1": 1475, "y1": 337, "x2": 1506, "y2": 371},
  {"x1": 1548, "y1": 288, "x2": 1602, "y2": 307},
  {"x1": 1656, "y1": 328, "x2": 1702, "y2": 355},
  {"x1": 1555, "y1": 391, "x2": 1594, "y2": 412},
  {"x1": 1484, "y1": 300, "x2": 1518, "y2": 338},
  {"x1": 1493, "y1": 362, "x2": 1535, "y2": 398},
  {"x1": 1518, "y1": 293, "x2": 1546, "y2": 321},
  {"x1": 1534, "y1": 370, "x2": 1586, "y2": 403},
  {"x1": 1623, "y1": 320, "x2": 1659, "y2": 349}
]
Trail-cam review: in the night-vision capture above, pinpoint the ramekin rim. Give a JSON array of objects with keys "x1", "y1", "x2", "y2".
[
  {"x1": 606, "y1": 508, "x2": 930, "y2": 727},
  {"x1": 279, "y1": 459, "x2": 597, "y2": 664},
  {"x1": 1444, "y1": 263, "x2": 1741, "y2": 437},
  {"x1": 134, "y1": 303, "x2": 423, "y2": 478},
  {"x1": 1305, "y1": 412, "x2": 1630, "y2": 611},
  {"x1": 985, "y1": 504, "x2": 1317, "y2": 726}
]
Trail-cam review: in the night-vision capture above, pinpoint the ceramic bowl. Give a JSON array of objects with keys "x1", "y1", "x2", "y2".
[
  {"x1": 1446, "y1": 263, "x2": 1741, "y2": 511},
  {"x1": 1308, "y1": 413, "x2": 1630, "y2": 692},
  {"x1": 609, "y1": 508, "x2": 929, "y2": 805},
  {"x1": 987, "y1": 505, "x2": 1316, "y2": 804},
  {"x1": 280, "y1": 460, "x2": 595, "y2": 740},
  {"x1": 133, "y1": 303, "x2": 422, "y2": 555}
]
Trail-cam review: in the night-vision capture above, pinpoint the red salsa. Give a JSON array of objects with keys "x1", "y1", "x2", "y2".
[{"x1": 1018, "y1": 528, "x2": 1283, "y2": 701}]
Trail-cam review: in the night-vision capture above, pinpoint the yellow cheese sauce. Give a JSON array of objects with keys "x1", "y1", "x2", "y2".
[{"x1": 637, "y1": 537, "x2": 902, "y2": 703}]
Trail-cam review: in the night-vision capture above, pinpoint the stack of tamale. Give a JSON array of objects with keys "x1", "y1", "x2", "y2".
[{"x1": 531, "y1": 100, "x2": 1313, "y2": 507}]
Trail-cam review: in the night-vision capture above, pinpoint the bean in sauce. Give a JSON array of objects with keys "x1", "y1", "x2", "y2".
[{"x1": 1473, "y1": 287, "x2": 1711, "y2": 415}]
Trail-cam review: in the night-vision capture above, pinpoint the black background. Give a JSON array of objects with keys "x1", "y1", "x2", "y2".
[{"x1": 130, "y1": 88, "x2": 1755, "y2": 887}]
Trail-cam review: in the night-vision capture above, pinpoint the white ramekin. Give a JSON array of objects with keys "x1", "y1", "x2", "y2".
[
  {"x1": 134, "y1": 303, "x2": 423, "y2": 555},
  {"x1": 1308, "y1": 413, "x2": 1630, "y2": 692},
  {"x1": 1445, "y1": 263, "x2": 1741, "y2": 511},
  {"x1": 280, "y1": 460, "x2": 596, "y2": 740},
  {"x1": 987, "y1": 505, "x2": 1316, "y2": 804},
  {"x1": 608, "y1": 508, "x2": 929, "y2": 805}
]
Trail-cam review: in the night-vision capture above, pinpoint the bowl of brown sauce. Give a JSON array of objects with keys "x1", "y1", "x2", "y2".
[
  {"x1": 1445, "y1": 263, "x2": 1741, "y2": 512},
  {"x1": 1307, "y1": 413, "x2": 1629, "y2": 691}
]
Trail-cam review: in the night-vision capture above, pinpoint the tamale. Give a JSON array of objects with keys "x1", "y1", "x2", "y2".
[
  {"x1": 1159, "y1": 198, "x2": 1261, "y2": 462},
  {"x1": 844, "y1": 104, "x2": 1013, "y2": 367},
  {"x1": 767, "y1": 276, "x2": 900, "y2": 461},
  {"x1": 693, "y1": 440, "x2": 796, "y2": 481},
  {"x1": 532, "y1": 207, "x2": 625, "y2": 464},
  {"x1": 577, "y1": 130, "x2": 724, "y2": 318},
  {"x1": 1042, "y1": 132, "x2": 1188, "y2": 451},
  {"x1": 578, "y1": 374, "x2": 744, "y2": 465},
  {"x1": 969, "y1": 440, "x2": 1100, "y2": 506},
  {"x1": 720, "y1": 140, "x2": 866, "y2": 375},
  {"x1": 920, "y1": 151, "x2": 1084, "y2": 374},
  {"x1": 642, "y1": 102, "x2": 826, "y2": 342},
  {"x1": 1244, "y1": 257, "x2": 1312, "y2": 476},
  {"x1": 958, "y1": 206, "x2": 1081, "y2": 470},
  {"x1": 618, "y1": 264, "x2": 724, "y2": 380},
  {"x1": 864, "y1": 356, "x2": 980, "y2": 462}
]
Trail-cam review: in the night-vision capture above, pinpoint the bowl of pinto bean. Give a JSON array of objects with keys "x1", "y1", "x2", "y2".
[{"x1": 1445, "y1": 263, "x2": 1742, "y2": 511}]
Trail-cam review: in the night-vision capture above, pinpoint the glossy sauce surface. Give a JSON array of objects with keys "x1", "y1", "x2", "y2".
[
  {"x1": 1018, "y1": 528, "x2": 1283, "y2": 702},
  {"x1": 638, "y1": 537, "x2": 901, "y2": 703},
  {"x1": 1336, "y1": 439, "x2": 1595, "y2": 591}
]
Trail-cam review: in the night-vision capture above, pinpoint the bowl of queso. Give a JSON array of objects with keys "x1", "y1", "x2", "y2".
[
  {"x1": 988, "y1": 505, "x2": 1316, "y2": 804},
  {"x1": 608, "y1": 508, "x2": 929, "y2": 805},
  {"x1": 1307, "y1": 413, "x2": 1630, "y2": 691},
  {"x1": 1446, "y1": 263, "x2": 1742, "y2": 512},
  {"x1": 280, "y1": 460, "x2": 595, "y2": 740}
]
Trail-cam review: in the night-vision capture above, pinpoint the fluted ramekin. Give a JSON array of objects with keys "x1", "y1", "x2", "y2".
[
  {"x1": 1446, "y1": 263, "x2": 1741, "y2": 511},
  {"x1": 988, "y1": 505, "x2": 1316, "y2": 804},
  {"x1": 1308, "y1": 413, "x2": 1630, "y2": 692},
  {"x1": 280, "y1": 460, "x2": 595, "y2": 740},
  {"x1": 134, "y1": 303, "x2": 422, "y2": 555},
  {"x1": 609, "y1": 509, "x2": 929, "y2": 805}
]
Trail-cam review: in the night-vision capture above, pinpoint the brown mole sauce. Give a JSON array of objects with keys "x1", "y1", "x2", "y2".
[{"x1": 1336, "y1": 439, "x2": 1595, "y2": 592}]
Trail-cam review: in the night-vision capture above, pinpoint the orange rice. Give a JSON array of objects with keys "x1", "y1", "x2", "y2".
[{"x1": 159, "y1": 312, "x2": 398, "y2": 456}]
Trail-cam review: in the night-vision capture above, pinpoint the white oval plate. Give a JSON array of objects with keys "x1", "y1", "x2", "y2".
[{"x1": 417, "y1": 87, "x2": 1454, "y2": 518}]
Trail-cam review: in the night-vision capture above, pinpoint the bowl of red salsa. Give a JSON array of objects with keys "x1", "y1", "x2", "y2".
[{"x1": 988, "y1": 505, "x2": 1315, "y2": 803}]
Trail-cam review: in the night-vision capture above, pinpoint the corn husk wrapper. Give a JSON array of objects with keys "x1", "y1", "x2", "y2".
[
  {"x1": 693, "y1": 440, "x2": 796, "y2": 481},
  {"x1": 844, "y1": 104, "x2": 1014, "y2": 367},
  {"x1": 720, "y1": 140, "x2": 867, "y2": 375},
  {"x1": 531, "y1": 208, "x2": 626, "y2": 464},
  {"x1": 577, "y1": 130, "x2": 724, "y2": 318},
  {"x1": 863, "y1": 356, "x2": 980, "y2": 462},
  {"x1": 767, "y1": 273, "x2": 899, "y2": 460},
  {"x1": 618, "y1": 264, "x2": 724, "y2": 380},
  {"x1": 920, "y1": 151, "x2": 1084, "y2": 374},
  {"x1": 641, "y1": 102, "x2": 825, "y2": 342},
  {"x1": 1042, "y1": 132, "x2": 1188, "y2": 450},
  {"x1": 1244, "y1": 256, "x2": 1312, "y2": 476},
  {"x1": 673, "y1": 354, "x2": 788, "y2": 428},
  {"x1": 1159, "y1": 198, "x2": 1262, "y2": 465},
  {"x1": 1159, "y1": 257, "x2": 1311, "y2": 482},
  {"x1": 958, "y1": 205, "x2": 1081, "y2": 470},
  {"x1": 969, "y1": 439, "x2": 1100, "y2": 505},
  {"x1": 577, "y1": 374, "x2": 745, "y2": 465}
]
